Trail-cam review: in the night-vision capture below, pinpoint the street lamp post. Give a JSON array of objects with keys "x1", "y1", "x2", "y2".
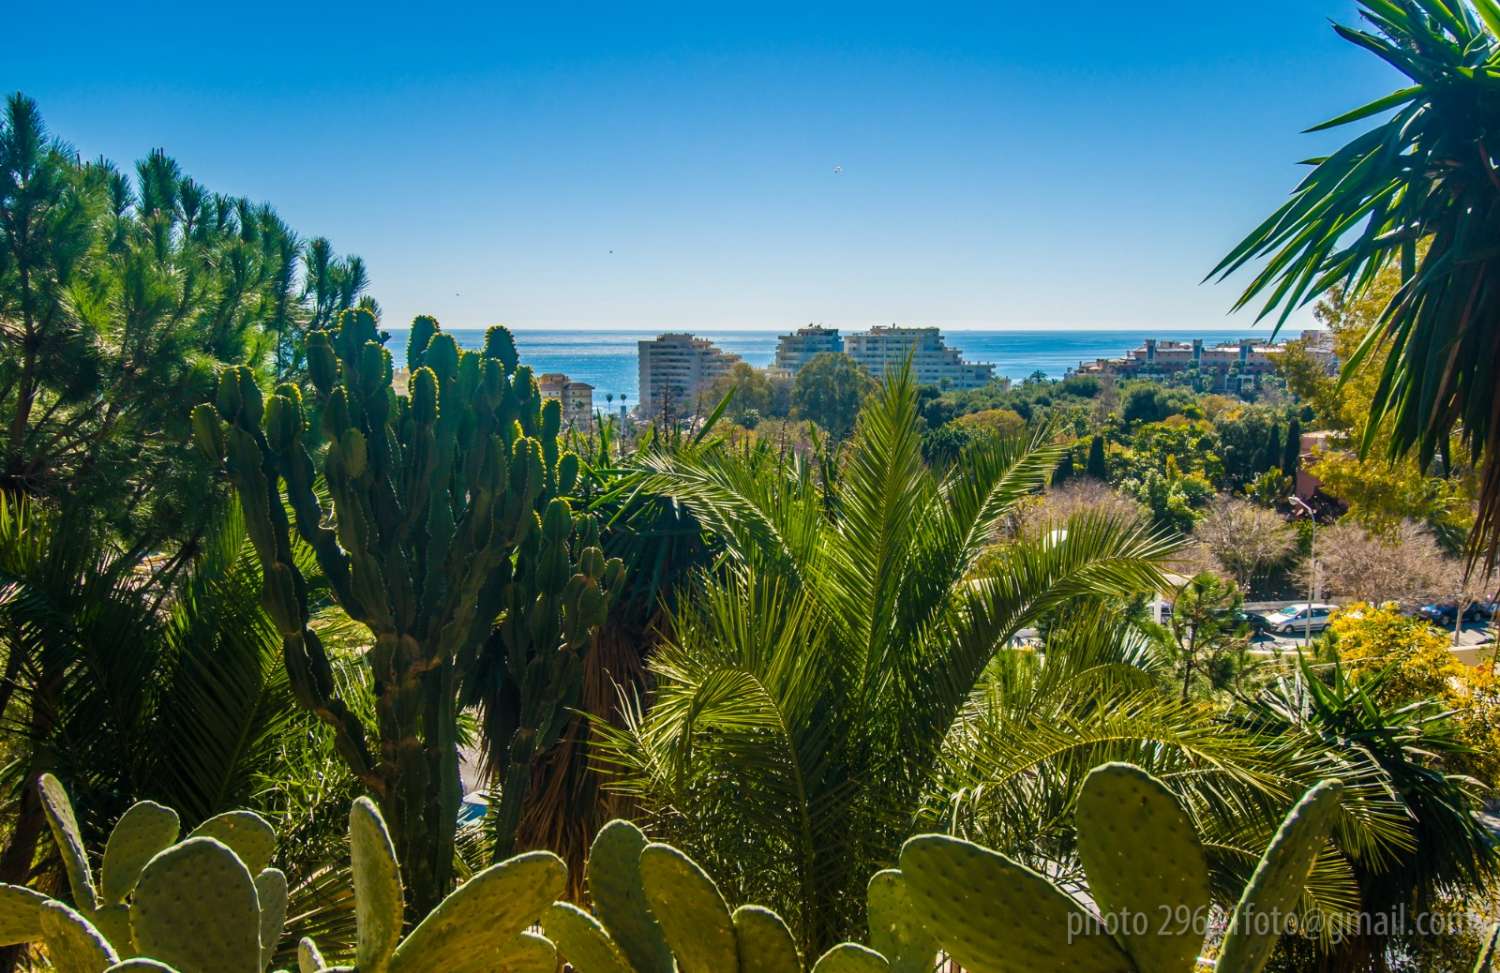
[{"x1": 1288, "y1": 495, "x2": 1318, "y2": 646}]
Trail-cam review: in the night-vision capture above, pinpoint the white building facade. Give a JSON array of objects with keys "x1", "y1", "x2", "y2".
[
  {"x1": 637, "y1": 333, "x2": 742, "y2": 417},
  {"x1": 772, "y1": 325, "x2": 843, "y2": 374},
  {"x1": 843, "y1": 326, "x2": 994, "y2": 389}
]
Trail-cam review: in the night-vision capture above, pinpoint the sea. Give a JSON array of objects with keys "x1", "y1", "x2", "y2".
[{"x1": 383, "y1": 328, "x2": 1279, "y2": 404}]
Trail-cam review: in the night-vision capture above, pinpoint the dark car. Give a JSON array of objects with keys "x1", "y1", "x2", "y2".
[
  {"x1": 1416, "y1": 601, "x2": 1496, "y2": 627},
  {"x1": 1233, "y1": 609, "x2": 1275, "y2": 636}
]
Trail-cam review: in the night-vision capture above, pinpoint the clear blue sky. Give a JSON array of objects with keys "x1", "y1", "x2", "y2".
[{"x1": 9, "y1": 1, "x2": 1391, "y2": 332}]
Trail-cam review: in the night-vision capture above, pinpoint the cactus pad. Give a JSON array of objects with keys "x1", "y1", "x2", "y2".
[
  {"x1": 186, "y1": 811, "x2": 276, "y2": 875},
  {"x1": 38, "y1": 773, "x2": 100, "y2": 912},
  {"x1": 105, "y1": 962, "x2": 181, "y2": 971},
  {"x1": 1218, "y1": 780, "x2": 1343, "y2": 973},
  {"x1": 296, "y1": 936, "x2": 325, "y2": 973},
  {"x1": 732, "y1": 904, "x2": 801, "y2": 973},
  {"x1": 40, "y1": 900, "x2": 118, "y2": 973},
  {"x1": 130, "y1": 837, "x2": 261, "y2": 973},
  {"x1": 89, "y1": 903, "x2": 134, "y2": 956},
  {"x1": 586, "y1": 820, "x2": 672, "y2": 973},
  {"x1": 256, "y1": 868, "x2": 288, "y2": 972},
  {"x1": 544, "y1": 901, "x2": 632, "y2": 973},
  {"x1": 865, "y1": 870, "x2": 935, "y2": 973},
  {"x1": 101, "y1": 801, "x2": 181, "y2": 905},
  {"x1": 0, "y1": 882, "x2": 49, "y2": 946},
  {"x1": 809, "y1": 943, "x2": 891, "y2": 973},
  {"x1": 1077, "y1": 762, "x2": 1211, "y2": 973},
  {"x1": 349, "y1": 798, "x2": 402, "y2": 972},
  {"x1": 638, "y1": 843, "x2": 738, "y2": 973},
  {"x1": 388, "y1": 851, "x2": 565, "y2": 973},
  {"x1": 899, "y1": 834, "x2": 1131, "y2": 973}
]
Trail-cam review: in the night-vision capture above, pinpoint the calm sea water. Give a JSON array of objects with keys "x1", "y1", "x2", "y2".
[{"x1": 384, "y1": 328, "x2": 1276, "y2": 404}]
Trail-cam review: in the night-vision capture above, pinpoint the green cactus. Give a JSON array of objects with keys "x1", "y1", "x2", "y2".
[
  {"x1": 1217, "y1": 780, "x2": 1343, "y2": 973},
  {"x1": 194, "y1": 310, "x2": 621, "y2": 906},
  {"x1": 809, "y1": 943, "x2": 890, "y2": 973},
  {"x1": 733, "y1": 905, "x2": 802, "y2": 973},
  {"x1": 897, "y1": 763, "x2": 1344, "y2": 973},
  {"x1": 864, "y1": 870, "x2": 935, "y2": 973},
  {"x1": 1075, "y1": 762, "x2": 1211, "y2": 973},
  {"x1": 547, "y1": 819, "x2": 874, "y2": 973},
  {"x1": 0, "y1": 776, "x2": 286, "y2": 973},
  {"x1": 583, "y1": 820, "x2": 673, "y2": 973}
]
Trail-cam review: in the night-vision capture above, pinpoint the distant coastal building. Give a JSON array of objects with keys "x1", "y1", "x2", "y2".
[
  {"x1": 537, "y1": 372, "x2": 594, "y2": 431},
  {"x1": 773, "y1": 325, "x2": 843, "y2": 374},
  {"x1": 843, "y1": 325, "x2": 995, "y2": 389},
  {"x1": 638, "y1": 333, "x2": 742, "y2": 417},
  {"x1": 1071, "y1": 330, "x2": 1334, "y2": 393}
]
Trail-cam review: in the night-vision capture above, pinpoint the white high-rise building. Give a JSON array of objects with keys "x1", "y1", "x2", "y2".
[
  {"x1": 843, "y1": 326, "x2": 994, "y2": 389},
  {"x1": 773, "y1": 325, "x2": 842, "y2": 374},
  {"x1": 637, "y1": 333, "x2": 742, "y2": 417}
]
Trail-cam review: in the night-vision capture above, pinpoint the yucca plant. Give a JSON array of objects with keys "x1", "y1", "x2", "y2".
[{"x1": 1212, "y1": 0, "x2": 1500, "y2": 573}]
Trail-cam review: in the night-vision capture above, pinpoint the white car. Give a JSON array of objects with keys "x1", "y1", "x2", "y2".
[{"x1": 1264, "y1": 603, "x2": 1339, "y2": 636}]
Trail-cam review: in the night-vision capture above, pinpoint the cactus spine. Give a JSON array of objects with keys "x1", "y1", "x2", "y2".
[{"x1": 193, "y1": 310, "x2": 620, "y2": 910}]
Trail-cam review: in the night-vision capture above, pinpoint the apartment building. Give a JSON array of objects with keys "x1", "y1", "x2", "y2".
[
  {"x1": 772, "y1": 324, "x2": 843, "y2": 374},
  {"x1": 537, "y1": 372, "x2": 595, "y2": 432},
  {"x1": 842, "y1": 325, "x2": 995, "y2": 389},
  {"x1": 637, "y1": 333, "x2": 742, "y2": 417},
  {"x1": 1072, "y1": 330, "x2": 1334, "y2": 393}
]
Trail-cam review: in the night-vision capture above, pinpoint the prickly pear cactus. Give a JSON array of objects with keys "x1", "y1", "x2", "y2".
[
  {"x1": 896, "y1": 763, "x2": 1344, "y2": 973},
  {"x1": 0, "y1": 775, "x2": 287, "y2": 973},
  {"x1": 547, "y1": 818, "x2": 887, "y2": 973},
  {"x1": 193, "y1": 310, "x2": 622, "y2": 905}
]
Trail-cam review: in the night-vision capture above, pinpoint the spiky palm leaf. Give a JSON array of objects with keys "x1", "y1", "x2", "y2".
[
  {"x1": 1212, "y1": 0, "x2": 1500, "y2": 572},
  {"x1": 591, "y1": 367, "x2": 1178, "y2": 953}
]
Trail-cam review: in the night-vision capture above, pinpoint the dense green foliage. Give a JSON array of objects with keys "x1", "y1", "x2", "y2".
[{"x1": 0, "y1": 95, "x2": 366, "y2": 565}]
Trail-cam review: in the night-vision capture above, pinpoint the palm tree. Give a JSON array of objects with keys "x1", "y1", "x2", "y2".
[
  {"x1": 591, "y1": 367, "x2": 1178, "y2": 953},
  {"x1": 0, "y1": 493, "x2": 366, "y2": 968},
  {"x1": 1212, "y1": 0, "x2": 1500, "y2": 573}
]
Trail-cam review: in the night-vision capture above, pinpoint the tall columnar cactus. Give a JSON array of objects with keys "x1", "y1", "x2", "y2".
[
  {"x1": 192, "y1": 310, "x2": 621, "y2": 910},
  {"x1": 896, "y1": 762, "x2": 1345, "y2": 973}
]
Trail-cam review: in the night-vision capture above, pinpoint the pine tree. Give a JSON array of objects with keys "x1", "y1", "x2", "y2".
[
  {"x1": 1264, "y1": 423, "x2": 1283, "y2": 474},
  {"x1": 1086, "y1": 435, "x2": 1108, "y2": 479},
  {"x1": 1052, "y1": 448, "x2": 1075, "y2": 486},
  {"x1": 1283, "y1": 418, "x2": 1302, "y2": 480}
]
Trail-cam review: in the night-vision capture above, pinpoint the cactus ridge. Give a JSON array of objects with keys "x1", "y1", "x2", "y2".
[
  {"x1": 544, "y1": 901, "x2": 633, "y2": 973},
  {"x1": 864, "y1": 870, "x2": 934, "y2": 973},
  {"x1": 349, "y1": 796, "x2": 403, "y2": 973},
  {"x1": 809, "y1": 943, "x2": 891, "y2": 973},
  {"x1": 585, "y1": 820, "x2": 674, "y2": 973},
  {"x1": 387, "y1": 851, "x2": 567, "y2": 973},
  {"x1": 0, "y1": 883, "x2": 48, "y2": 947},
  {"x1": 130, "y1": 836, "x2": 262, "y2": 973},
  {"x1": 899, "y1": 833, "x2": 1132, "y2": 973},
  {"x1": 638, "y1": 842, "x2": 739, "y2": 973},
  {"x1": 1218, "y1": 780, "x2": 1344, "y2": 973},
  {"x1": 1076, "y1": 762, "x2": 1212, "y2": 973},
  {"x1": 732, "y1": 904, "x2": 802, "y2": 973},
  {"x1": 101, "y1": 801, "x2": 181, "y2": 906},
  {"x1": 38, "y1": 773, "x2": 101, "y2": 912},
  {"x1": 41, "y1": 899, "x2": 119, "y2": 973},
  {"x1": 185, "y1": 811, "x2": 277, "y2": 879},
  {"x1": 254, "y1": 868, "x2": 289, "y2": 973}
]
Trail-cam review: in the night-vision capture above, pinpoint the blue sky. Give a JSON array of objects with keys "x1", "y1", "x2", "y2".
[{"x1": 9, "y1": 2, "x2": 1391, "y2": 332}]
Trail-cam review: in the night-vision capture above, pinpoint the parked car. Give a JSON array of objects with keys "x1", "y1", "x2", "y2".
[
  {"x1": 1416, "y1": 601, "x2": 1496, "y2": 628},
  {"x1": 1231, "y1": 609, "x2": 1275, "y2": 636},
  {"x1": 1263, "y1": 603, "x2": 1339, "y2": 636}
]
